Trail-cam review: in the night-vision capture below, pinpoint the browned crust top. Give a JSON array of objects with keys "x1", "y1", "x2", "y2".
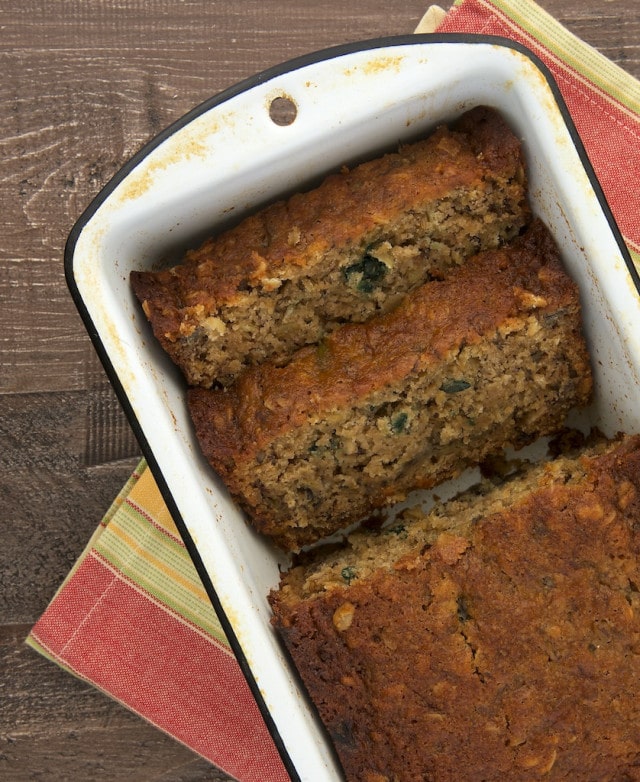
[
  {"x1": 269, "y1": 435, "x2": 640, "y2": 780},
  {"x1": 131, "y1": 106, "x2": 525, "y2": 343}
]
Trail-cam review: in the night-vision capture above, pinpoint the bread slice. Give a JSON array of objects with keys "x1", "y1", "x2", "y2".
[
  {"x1": 131, "y1": 106, "x2": 529, "y2": 388},
  {"x1": 269, "y1": 434, "x2": 640, "y2": 781},
  {"x1": 187, "y1": 220, "x2": 593, "y2": 551}
]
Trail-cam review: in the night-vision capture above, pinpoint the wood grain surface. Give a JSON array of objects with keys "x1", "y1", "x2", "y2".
[{"x1": 2, "y1": 1, "x2": 639, "y2": 779}]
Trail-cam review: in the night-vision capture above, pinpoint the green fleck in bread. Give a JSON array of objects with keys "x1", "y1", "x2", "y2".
[
  {"x1": 131, "y1": 106, "x2": 529, "y2": 387},
  {"x1": 269, "y1": 434, "x2": 640, "y2": 781},
  {"x1": 187, "y1": 220, "x2": 593, "y2": 551}
]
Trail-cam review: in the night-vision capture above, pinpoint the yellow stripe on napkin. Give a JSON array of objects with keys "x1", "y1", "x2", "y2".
[{"x1": 92, "y1": 461, "x2": 231, "y2": 648}]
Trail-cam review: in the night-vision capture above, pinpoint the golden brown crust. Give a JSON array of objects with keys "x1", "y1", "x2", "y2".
[
  {"x1": 270, "y1": 435, "x2": 640, "y2": 781},
  {"x1": 133, "y1": 106, "x2": 522, "y2": 315},
  {"x1": 132, "y1": 106, "x2": 529, "y2": 386}
]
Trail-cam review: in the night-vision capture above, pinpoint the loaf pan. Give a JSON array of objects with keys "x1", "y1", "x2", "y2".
[{"x1": 65, "y1": 34, "x2": 640, "y2": 781}]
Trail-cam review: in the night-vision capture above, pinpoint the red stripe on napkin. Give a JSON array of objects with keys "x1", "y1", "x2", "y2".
[{"x1": 30, "y1": 554, "x2": 290, "y2": 782}]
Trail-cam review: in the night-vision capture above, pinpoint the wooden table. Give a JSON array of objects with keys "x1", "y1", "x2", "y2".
[{"x1": 2, "y1": 1, "x2": 639, "y2": 779}]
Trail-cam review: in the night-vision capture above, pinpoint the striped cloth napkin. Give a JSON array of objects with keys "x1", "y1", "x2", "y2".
[{"x1": 28, "y1": 1, "x2": 640, "y2": 780}]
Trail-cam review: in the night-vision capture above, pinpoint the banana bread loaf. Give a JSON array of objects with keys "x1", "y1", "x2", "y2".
[
  {"x1": 187, "y1": 220, "x2": 593, "y2": 551},
  {"x1": 132, "y1": 106, "x2": 529, "y2": 387},
  {"x1": 269, "y1": 433, "x2": 640, "y2": 781}
]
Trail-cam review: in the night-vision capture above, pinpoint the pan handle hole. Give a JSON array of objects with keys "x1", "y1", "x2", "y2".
[{"x1": 269, "y1": 95, "x2": 297, "y2": 126}]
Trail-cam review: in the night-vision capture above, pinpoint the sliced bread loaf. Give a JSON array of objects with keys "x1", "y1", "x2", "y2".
[
  {"x1": 132, "y1": 107, "x2": 529, "y2": 387},
  {"x1": 269, "y1": 434, "x2": 640, "y2": 781},
  {"x1": 187, "y1": 220, "x2": 592, "y2": 551}
]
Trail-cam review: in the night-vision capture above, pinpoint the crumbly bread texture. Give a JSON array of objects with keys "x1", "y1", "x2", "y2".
[
  {"x1": 187, "y1": 220, "x2": 593, "y2": 551},
  {"x1": 269, "y1": 434, "x2": 640, "y2": 781},
  {"x1": 131, "y1": 106, "x2": 529, "y2": 387}
]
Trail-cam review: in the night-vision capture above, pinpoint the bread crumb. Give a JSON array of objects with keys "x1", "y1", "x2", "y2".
[{"x1": 333, "y1": 602, "x2": 355, "y2": 631}]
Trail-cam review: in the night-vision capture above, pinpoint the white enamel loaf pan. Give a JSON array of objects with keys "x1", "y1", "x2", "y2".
[{"x1": 66, "y1": 35, "x2": 640, "y2": 781}]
